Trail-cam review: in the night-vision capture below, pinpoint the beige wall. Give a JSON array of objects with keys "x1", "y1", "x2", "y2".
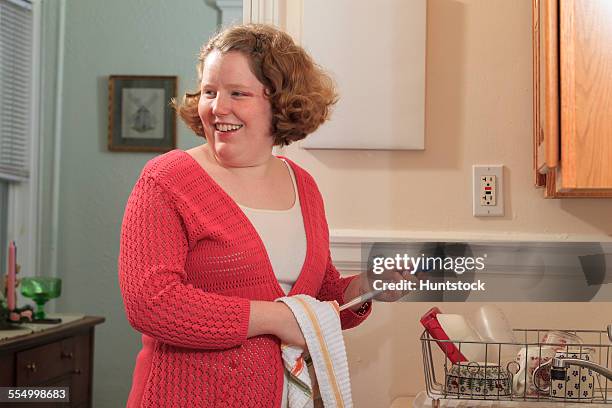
[
  {"x1": 283, "y1": 0, "x2": 612, "y2": 237},
  {"x1": 280, "y1": 1, "x2": 612, "y2": 406}
]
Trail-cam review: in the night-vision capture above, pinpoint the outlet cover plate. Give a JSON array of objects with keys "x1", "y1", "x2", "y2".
[{"x1": 473, "y1": 165, "x2": 504, "y2": 217}]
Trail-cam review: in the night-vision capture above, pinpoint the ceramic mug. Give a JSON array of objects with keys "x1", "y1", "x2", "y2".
[
  {"x1": 533, "y1": 347, "x2": 596, "y2": 401},
  {"x1": 512, "y1": 346, "x2": 556, "y2": 397}
]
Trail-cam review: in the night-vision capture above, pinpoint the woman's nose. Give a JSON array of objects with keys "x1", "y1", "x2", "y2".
[{"x1": 211, "y1": 94, "x2": 231, "y2": 116}]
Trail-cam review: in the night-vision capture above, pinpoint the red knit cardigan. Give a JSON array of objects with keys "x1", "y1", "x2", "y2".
[{"x1": 119, "y1": 150, "x2": 370, "y2": 408}]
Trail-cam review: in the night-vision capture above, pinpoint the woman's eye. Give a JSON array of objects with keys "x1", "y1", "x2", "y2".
[
  {"x1": 232, "y1": 91, "x2": 246, "y2": 97},
  {"x1": 203, "y1": 90, "x2": 216, "y2": 98}
]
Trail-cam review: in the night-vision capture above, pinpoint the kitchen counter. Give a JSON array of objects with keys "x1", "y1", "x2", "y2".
[{"x1": 395, "y1": 392, "x2": 611, "y2": 407}]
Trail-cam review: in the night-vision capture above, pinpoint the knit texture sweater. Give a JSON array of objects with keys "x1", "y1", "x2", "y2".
[{"x1": 119, "y1": 150, "x2": 370, "y2": 408}]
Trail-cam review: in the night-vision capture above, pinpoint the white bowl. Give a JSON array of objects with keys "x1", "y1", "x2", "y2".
[
  {"x1": 445, "y1": 362, "x2": 512, "y2": 397},
  {"x1": 472, "y1": 305, "x2": 519, "y2": 361},
  {"x1": 437, "y1": 314, "x2": 485, "y2": 362}
]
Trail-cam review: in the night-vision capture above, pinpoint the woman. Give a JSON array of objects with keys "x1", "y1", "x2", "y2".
[{"x1": 119, "y1": 24, "x2": 373, "y2": 407}]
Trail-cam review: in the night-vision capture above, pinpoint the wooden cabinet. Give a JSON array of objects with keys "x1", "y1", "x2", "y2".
[
  {"x1": 533, "y1": 0, "x2": 612, "y2": 197},
  {"x1": 0, "y1": 316, "x2": 104, "y2": 407}
]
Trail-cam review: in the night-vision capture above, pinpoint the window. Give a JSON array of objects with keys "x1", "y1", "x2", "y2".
[
  {"x1": 0, "y1": 0, "x2": 32, "y2": 181},
  {"x1": 0, "y1": 0, "x2": 39, "y2": 278}
]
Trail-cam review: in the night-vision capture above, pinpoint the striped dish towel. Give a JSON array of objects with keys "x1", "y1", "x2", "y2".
[{"x1": 277, "y1": 295, "x2": 353, "y2": 408}]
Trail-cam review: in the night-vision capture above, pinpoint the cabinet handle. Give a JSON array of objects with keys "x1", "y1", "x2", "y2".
[
  {"x1": 73, "y1": 368, "x2": 82, "y2": 375},
  {"x1": 26, "y1": 363, "x2": 37, "y2": 373},
  {"x1": 61, "y1": 351, "x2": 74, "y2": 359}
]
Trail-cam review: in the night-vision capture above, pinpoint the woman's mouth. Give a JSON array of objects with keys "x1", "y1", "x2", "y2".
[{"x1": 214, "y1": 123, "x2": 243, "y2": 133}]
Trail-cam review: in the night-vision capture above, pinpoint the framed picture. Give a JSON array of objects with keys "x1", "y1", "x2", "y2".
[{"x1": 108, "y1": 75, "x2": 177, "y2": 152}]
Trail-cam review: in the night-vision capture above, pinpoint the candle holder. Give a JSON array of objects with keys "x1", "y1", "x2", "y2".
[
  {"x1": 0, "y1": 295, "x2": 9, "y2": 329},
  {"x1": 20, "y1": 277, "x2": 62, "y2": 324},
  {"x1": 1, "y1": 296, "x2": 34, "y2": 327}
]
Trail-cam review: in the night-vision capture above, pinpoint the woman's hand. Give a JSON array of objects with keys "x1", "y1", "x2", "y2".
[
  {"x1": 343, "y1": 261, "x2": 420, "y2": 308},
  {"x1": 248, "y1": 301, "x2": 307, "y2": 349},
  {"x1": 364, "y1": 263, "x2": 417, "y2": 302},
  {"x1": 272, "y1": 303, "x2": 307, "y2": 349}
]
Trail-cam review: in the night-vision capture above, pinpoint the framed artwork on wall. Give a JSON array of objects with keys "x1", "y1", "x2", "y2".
[{"x1": 108, "y1": 75, "x2": 177, "y2": 152}]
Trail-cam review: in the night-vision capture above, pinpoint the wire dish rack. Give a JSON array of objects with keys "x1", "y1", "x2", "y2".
[{"x1": 421, "y1": 328, "x2": 612, "y2": 404}]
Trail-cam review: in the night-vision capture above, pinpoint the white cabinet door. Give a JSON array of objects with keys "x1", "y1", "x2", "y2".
[
  {"x1": 243, "y1": 0, "x2": 426, "y2": 150},
  {"x1": 300, "y1": 0, "x2": 426, "y2": 150}
]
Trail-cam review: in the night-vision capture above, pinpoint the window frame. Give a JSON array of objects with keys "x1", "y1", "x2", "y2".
[{"x1": 1, "y1": 0, "x2": 42, "y2": 279}]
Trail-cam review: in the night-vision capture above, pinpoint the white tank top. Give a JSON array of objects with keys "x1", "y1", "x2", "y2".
[
  {"x1": 240, "y1": 159, "x2": 305, "y2": 408},
  {"x1": 238, "y1": 159, "x2": 306, "y2": 295}
]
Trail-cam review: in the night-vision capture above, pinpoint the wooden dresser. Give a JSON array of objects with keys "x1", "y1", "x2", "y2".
[{"x1": 0, "y1": 316, "x2": 105, "y2": 407}]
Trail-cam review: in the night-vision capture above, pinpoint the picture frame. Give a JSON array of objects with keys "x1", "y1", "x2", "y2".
[{"x1": 108, "y1": 75, "x2": 177, "y2": 152}]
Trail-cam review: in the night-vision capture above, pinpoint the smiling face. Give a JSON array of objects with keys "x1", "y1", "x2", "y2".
[{"x1": 198, "y1": 50, "x2": 274, "y2": 167}]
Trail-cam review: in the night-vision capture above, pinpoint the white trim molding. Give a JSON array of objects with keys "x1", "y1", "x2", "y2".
[
  {"x1": 216, "y1": 0, "x2": 242, "y2": 26},
  {"x1": 48, "y1": 0, "x2": 66, "y2": 280},
  {"x1": 243, "y1": 0, "x2": 281, "y2": 25},
  {"x1": 242, "y1": 0, "x2": 302, "y2": 43},
  {"x1": 329, "y1": 228, "x2": 612, "y2": 275}
]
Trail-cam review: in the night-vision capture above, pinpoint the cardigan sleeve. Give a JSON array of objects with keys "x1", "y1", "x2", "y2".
[
  {"x1": 316, "y1": 251, "x2": 371, "y2": 330},
  {"x1": 119, "y1": 176, "x2": 251, "y2": 350}
]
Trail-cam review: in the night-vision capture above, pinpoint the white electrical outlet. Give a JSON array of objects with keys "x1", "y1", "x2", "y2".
[
  {"x1": 473, "y1": 165, "x2": 504, "y2": 217},
  {"x1": 480, "y1": 175, "x2": 496, "y2": 206}
]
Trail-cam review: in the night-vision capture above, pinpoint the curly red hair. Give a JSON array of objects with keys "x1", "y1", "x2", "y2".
[{"x1": 173, "y1": 24, "x2": 338, "y2": 146}]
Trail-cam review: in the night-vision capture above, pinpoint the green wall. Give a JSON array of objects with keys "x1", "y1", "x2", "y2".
[{"x1": 53, "y1": 1, "x2": 219, "y2": 405}]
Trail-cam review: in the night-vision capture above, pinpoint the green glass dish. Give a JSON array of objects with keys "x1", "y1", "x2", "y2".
[{"x1": 20, "y1": 277, "x2": 62, "y2": 320}]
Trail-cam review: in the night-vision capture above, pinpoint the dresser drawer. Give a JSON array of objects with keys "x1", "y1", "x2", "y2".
[
  {"x1": 16, "y1": 337, "x2": 76, "y2": 385},
  {"x1": 0, "y1": 316, "x2": 104, "y2": 408}
]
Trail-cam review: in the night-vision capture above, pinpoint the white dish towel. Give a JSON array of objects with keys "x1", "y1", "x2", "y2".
[{"x1": 277, "y1": 294, "x2": 353, "y2": 408}]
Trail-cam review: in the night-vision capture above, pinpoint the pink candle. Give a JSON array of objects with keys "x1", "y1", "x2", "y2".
[{"x1": 7, "y1": 241, "x2": 16, "y2": 311}]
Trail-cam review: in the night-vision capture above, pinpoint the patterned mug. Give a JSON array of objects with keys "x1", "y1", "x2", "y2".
[
  {"x1": 533, "y1": 347, "x2": 596, "y2": 401},
  {"x1": 513, "y1": 346, "x2": 556, "y2": 397}
]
